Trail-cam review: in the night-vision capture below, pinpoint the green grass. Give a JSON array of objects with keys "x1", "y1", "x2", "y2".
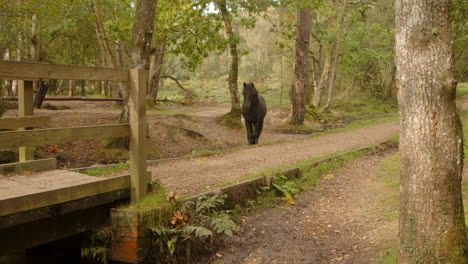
[
  {"x1": 379, "y1": 250, "x2": 397, "y2": 264},
  {"x1": 374, "y1": 153, "x2": 400, "y2": 264},
  {"x1": 79, "y1": 163, "x2": 129, "y2": 176},
  {"x1": 128, "y1": 186, "x2": 170, "y2": 211},
  {"x1": 310, "y1": 115, "x2": 398, "y2": 138},
  {"x1": 188, "y1": 149, "x2": 221, "y2": 158},
  {"x1": 456, "y1": 82, "x2": 468, "y2": 98},
  {"x1": 461, "y1": 109, "x2": 468, "y2": 224}
]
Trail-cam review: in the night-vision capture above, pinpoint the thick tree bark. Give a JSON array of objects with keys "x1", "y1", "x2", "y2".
[
  {"x1": 218, "y1": 0, "x2": 241, "y2": 114},
  {"x1": 129, "y1": 0, "x2": 157, "y2": 70},
  {"x1": 287, "y1": 8, "x2": 312, "y2": 125},
  {"x1": 396, "y1": 1, "x2": 467, "y2": 263},
  {"x1": 119, "y1": 0, "x2": 157, "y2": 125}
]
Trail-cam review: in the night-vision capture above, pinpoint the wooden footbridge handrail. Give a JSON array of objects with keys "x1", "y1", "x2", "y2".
[
  {"x1": 0, "y1": 124, "x2": 130, "y2": 148},
  {"x1": 0, "y1": 116, "x2": 51, "y2": 129},
  {"x1": 0, "y1": 60, "x2": 129, "y2": 82},
  {"x1": 0, "y1": 60, "x2": 149, "y2": 203}
]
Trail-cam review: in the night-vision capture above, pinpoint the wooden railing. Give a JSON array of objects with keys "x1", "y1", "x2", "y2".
[{"x1": 0, "y1": 60, "x2": 148, "y2": 202}]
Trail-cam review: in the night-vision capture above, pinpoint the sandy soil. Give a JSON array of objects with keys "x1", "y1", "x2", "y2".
[
  {"x1": 0, "y1": 170, "x2": 105, "y2": 200},
  {"x1": 149, "y1": 121, "x2": 398, "y2": 194},
  {"x1": 194, "y1": 151, "x2": 399, "y2": 264}
]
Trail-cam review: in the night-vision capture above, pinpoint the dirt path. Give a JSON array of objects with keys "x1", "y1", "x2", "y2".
[
  {"x1": 149, "y1": 121, "x2": 399, "y2": 194},
  {"x1": 194, "y1": 150, "x2": 399, "y2": 264}
]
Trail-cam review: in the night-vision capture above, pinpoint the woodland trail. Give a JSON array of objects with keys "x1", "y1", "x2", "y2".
[
  {"x1": 194, "y1": 150, "x2": 400, "y2": 264},
  {"x1": 149, "y1": 121, "x2": 399, "y2": 195}
]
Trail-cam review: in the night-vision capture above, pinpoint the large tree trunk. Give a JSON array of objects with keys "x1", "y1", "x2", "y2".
[
  {"x1": 288, "y1": 8, "x2": 312, "y2": 125},
  {"x1": 396, "y1": 1, "x2": 467, "y2": 263},
  {"x1": 119, "y1": 0, "x2": 157, "y2": 125},
  {"x1": 148, "y1": 41, "x2": 166, "y2": 99},
  {"x1": 324, "y1": 0, "x2": 347, "y2": 111},
  {"x1": 218, "y1": 0, "x2": 241, "y2": 114}
]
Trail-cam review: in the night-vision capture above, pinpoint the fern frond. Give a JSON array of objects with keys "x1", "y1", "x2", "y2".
[{"x1": 182, "y1": 225, "x2": 213, "y2": 239}]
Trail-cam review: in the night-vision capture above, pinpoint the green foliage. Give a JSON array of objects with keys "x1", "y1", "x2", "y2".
[
  {"x1": 271, "y1": 174, "x2": 302, "y2": 196},
  {"x1": 80, "y1": 229, "x2": 112, "y2": 264},
  {"x1": 148, "y1": 194, "x2": 238, "y2": 263}
]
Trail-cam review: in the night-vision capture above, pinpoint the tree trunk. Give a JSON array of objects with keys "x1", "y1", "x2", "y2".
[
  {"x1": 312, "y1": 41, "x2": 335, "y2": 108},
  {"x1": 3, "y1": 49, "x2": 12, "y2": 96},
  {"x1": 148, "y1": 41, "x2": 166, "y2": 99},
  {"x1": 120, "y1": 0, "x2": 157, "y2": 126},
  {"x1": 396, "y1": 0, "x2": 467, "y2": 263},
  {"x1": 80, "y1": 80, "x2": 86, "y2": 96},
  {"x1": 31, "y1": 13, "x2": 39, "y2": 91},
  {"x1": 324, "y1": 0, "x2": 347, "y2": 111},
  {"x1": 92, "y1": 1, "x2": 118, "y2": 69},
  {"x1": 68, "y1": 80, "x2": 76, "y2": 97},
  {"x1": 218, "y1": 0, "x2": 241, "y2": 114},
  {"x1": 288, "y1": 8, "x2": 312, "y2": 125}
]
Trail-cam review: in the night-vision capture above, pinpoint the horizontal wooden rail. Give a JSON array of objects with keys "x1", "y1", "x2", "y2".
[
  {"x1": 0, "y1": 60, "x2": 129, "y2": 82},
  {"x1": 0, "y1": 158, "x2": 57, "y2": 174},
  {"x1": 0, "y1": 174, "x2": 130, "y2": 216},
  {"x1": 0, "y1": 116, "x2": 51, "y2": 129},
  {"x1": 0, "y1": 124, "x2": 129, "y2": 148}
]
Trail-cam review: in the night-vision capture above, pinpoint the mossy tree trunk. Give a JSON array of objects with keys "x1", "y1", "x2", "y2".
[
  {"x1": 288, "y1": 7, "x2": 312, "y2": 125},
  {"x1": 396, "y1": 0, "x2": 467, "y2": 262}
]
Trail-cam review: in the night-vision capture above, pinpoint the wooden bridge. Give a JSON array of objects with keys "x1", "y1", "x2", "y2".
[{"x1": 0, "y1": 60, "x2": 150, "y2": 256}]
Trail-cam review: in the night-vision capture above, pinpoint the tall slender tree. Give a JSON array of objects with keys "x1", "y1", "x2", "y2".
[
  {"x1": 288, "y1": 7, "x2": 312, "y2": 125},
  {"x1": 396, "y1": 0, "x2": 467, "y2": 263},
  {"x1": 217, "y1": 0, "x2": 241, "y2": 116}
]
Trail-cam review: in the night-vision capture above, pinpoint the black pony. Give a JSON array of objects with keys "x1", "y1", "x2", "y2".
[{"x1": 242, "y1": 82, "x2": 267, "y2": 145}]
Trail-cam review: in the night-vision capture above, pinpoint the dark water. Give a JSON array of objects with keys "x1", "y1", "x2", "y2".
[{"x1": 2, "y1": 234, "x2": 84, "y2": 264}]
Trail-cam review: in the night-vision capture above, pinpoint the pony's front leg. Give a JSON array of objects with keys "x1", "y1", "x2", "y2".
[
  {"x1": 245, "y1": 120, "x2": 254, "y2": 145},
  {"x1": 253, "y1": 119, "x2": 264, "y2": 144}
]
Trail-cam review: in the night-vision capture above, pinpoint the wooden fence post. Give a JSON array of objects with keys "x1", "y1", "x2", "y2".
[
  {"x1": 18, "y1": 80, "x2": 34, "y2": 162},
  {"x1": 129, "y1": 69, "x2": 148, "y2": 203}
]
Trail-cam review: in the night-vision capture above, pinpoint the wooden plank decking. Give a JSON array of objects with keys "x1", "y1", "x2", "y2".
[{"x1": 0, "y1": 170, "x2": 129, "y2": 216}]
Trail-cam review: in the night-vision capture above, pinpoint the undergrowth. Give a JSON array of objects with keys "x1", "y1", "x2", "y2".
[{"x1": 149, "y1": 194, "x2": 238, "y2": 263}]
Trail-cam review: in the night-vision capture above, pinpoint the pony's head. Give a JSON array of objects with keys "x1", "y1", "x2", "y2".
[{"x1": 242, "y1": 82, "x2": 258, "y2": 111}]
